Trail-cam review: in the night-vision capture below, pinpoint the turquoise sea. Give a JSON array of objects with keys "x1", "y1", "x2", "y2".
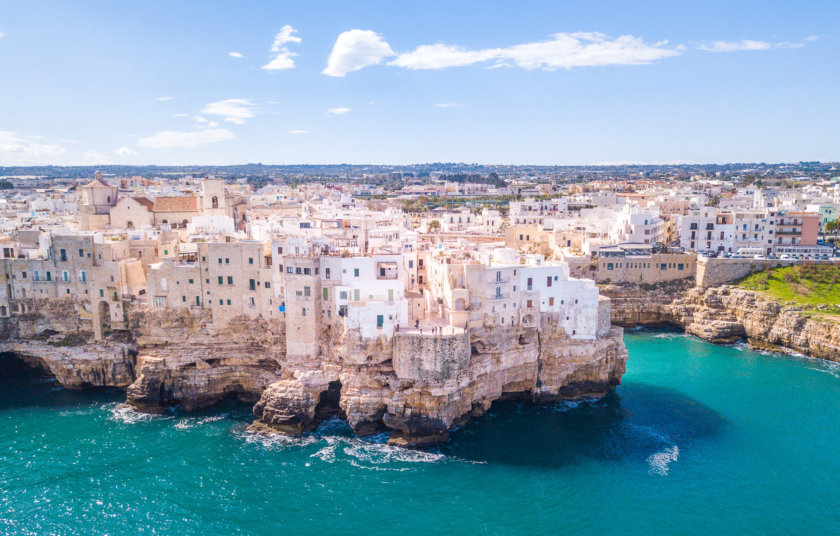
[{"x1": 2, "y1": 331, "x2": 840, "y2": 535}]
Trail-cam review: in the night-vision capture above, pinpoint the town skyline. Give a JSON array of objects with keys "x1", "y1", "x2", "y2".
[{"x1": 1, "y1": 1, "x2": 838, "y2": 166}]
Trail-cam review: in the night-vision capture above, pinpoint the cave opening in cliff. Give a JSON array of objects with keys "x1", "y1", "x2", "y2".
[
  {"x1": 0, "y1": 352, "x2": 49, "y2": 379},
  {"x1": 315, "y1": 380, "x2": 346, "y2": 421}
]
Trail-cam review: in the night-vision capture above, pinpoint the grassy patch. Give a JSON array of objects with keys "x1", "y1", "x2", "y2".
[{"x1": 738, "y1": 265, "x2": 840, "y2": 312}]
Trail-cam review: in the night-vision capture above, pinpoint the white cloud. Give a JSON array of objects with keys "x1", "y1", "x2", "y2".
[
  {"x1": 698, "y1": 37, "x2": 817, "y2": 52},
  {"x1": 0, "y1": 131, "x2": 66, "y2": 165},
  {"x1": 391, "y1": 32, "x2": 680, "y2": 71},
  {"x1": 229, "y1": 51, "x2": 244, "y2": 58},
  {"x1": 391, "y1": 44, "x2": 497, "y2": 70},
  {"x1": 114, "y1": 146, "x2": 137, "y2": 156},
  {"x1": 288, "y1": 129, "x2": 310, "y2": 134},
  {"x1": 434, "y1": 102, "x2": 463, "y2": 108},
  {"x1": 698, "y1": 39, "x2": 772, "y2": 52},
  {"x1": 0, "y1": 31, "x2": 5, "y2": 39},
  {"x1": 200, "y1": 98, "x2": 257, "y2": 124},
  {"x1": 326, "y1": 107, "x2": 352, "y2": 115},
  {"x1": 157, "y1": 96, "x2": 172, "y2": 101},
  {"x1": 82, "y1": 150, "x2": 109, "y2": 164},
  {"x1": 322, "y1": 30, "x2": 395, "y2": 77},
  {"x1": 262, "y1": 25, "x2": 301, "y2": 71},
  {"x1": 137, "y1": 129, "x2": 235, "y2": 149},
  {"x1": 171, "y1": 113, "x2": 189, "y2": 117}
]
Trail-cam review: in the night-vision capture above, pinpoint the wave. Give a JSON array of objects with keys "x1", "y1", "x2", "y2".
[
  {"x1": 108, "y1": 404, "x2": 172, "y2": 424},
  {"x1": 173, "y1": 414, "x2": 228, "y2": 430},
  {"x1": 647, "y1": 445, "x2": 679, "y2": 476}
]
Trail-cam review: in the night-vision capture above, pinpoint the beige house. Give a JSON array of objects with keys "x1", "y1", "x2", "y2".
[
  {"x1": 110, "y1": 197, "x2": 154, "y2": 229},
  {"x1": 153, "y1": 197, "x2": 199, "y2": 228}
]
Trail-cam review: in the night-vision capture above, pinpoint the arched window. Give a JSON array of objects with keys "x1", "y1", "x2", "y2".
[
  {"x1": 127, "y1": 221, "x2": 134, "y2": 229},
  {"x1": 212, "y1": 196, "x2": 218, "y2": 209}
]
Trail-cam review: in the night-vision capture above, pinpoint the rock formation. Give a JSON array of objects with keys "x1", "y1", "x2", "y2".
[
  {"x1": 0, "y1": 299, "x2": 628, "y2": 447},
  {"x1": 252, "y1": 314, "x2": 627, "y2": 447},
  {"x1": 669, "y1": 286, "x2": 840, "y2": 361}
]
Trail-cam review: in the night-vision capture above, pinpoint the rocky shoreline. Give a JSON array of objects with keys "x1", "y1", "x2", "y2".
[
  {"x1": 0, "y1": 303, "x2": 627, "y2": 447},
  {"x1": 603, "y1": 282, "x2": 840, "y2": 362},
  {"x1": 4, "y1": 282, "x2": 836, "y2": 447}
]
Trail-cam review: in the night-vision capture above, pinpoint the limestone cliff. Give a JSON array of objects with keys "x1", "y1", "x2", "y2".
[
  {"x1": 669, "y1": 286, "x2": 840, "y2": 361},
  {"x1": 125, "y1": 308, "x2": 285, "y2": 412},
  {"x1": 599, "y1": 280, "x2": 690, "y2": 327},
  {"x1": 0, "y1": 298, "x2": 134, "y2": 388},
  {"x1": 252, "y1": 317, "x2": 627, "y2": 447},
  {"x1": 2, "y1": 299, "x2": 627, "y2": 447}
]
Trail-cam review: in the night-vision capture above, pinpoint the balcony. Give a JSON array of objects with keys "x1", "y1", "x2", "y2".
[{"x1": 489, "y1": 293, "x2": 510, "y2": 301}]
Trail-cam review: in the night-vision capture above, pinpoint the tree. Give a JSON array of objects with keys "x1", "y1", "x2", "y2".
[
  {"x1": 428, "y1": 220, "x2": 441, "y2": 233},
  {"x1": 0, "y1": 180, "x2": 13, "y2": 190}
]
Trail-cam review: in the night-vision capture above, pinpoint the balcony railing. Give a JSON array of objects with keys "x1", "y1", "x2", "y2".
[{"x1": 489, "y1": 293, "x2": 510, "y2": 300}]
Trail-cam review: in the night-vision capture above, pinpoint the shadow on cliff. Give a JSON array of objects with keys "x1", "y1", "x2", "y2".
[
  {"x1": 439, "y1": 382, "x2": 727, "y2": 468},
  {"x1": 0, "y1": 352, "x2": 124, "y2": 410}
]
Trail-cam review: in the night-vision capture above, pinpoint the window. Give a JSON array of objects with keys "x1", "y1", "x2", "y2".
[
  {"x1": 325, "y1": 268, "x2": 331, "y2": 279},
  {"x1": 549, "y1": 297, "x2": 554, "y2": 306},
  {"x1": 196, "y1": 296, "x2": 200, "y2": 306},
  {"x1": 80, "y1": 271, "x2": 86, "y2": 282},
  {"x1": 182, "y1": 296, "x2": 186, "y2": 302},
  {"x1": 287, "y1": 267, "x2": 293, "y2": 274},
  {"x1": 249, "y1": 258, "x2": 254, "y2": 265},
  {"x1": 354, "y1": 268, "x2": 360, "y2": 277},
  {"x1": 304, "y1": 286, "x2": 311, "y2": 297},
  {"x1": 265, "y1": 282, "x2": 271, "y2": 289},
  {"x1": 188, "y1": 279, "x2": 194, "y2": 284},
  {"x1": 218, "y1": 258, "x2": 222, "y2": 264},
  {"x1": 607, "y1": 263, "x2": 614, "y2": 270},
  {"x1": 227, "y1": 276, "x2": 233, "y2": 285},
  {"x1": 227, "y1": 299, "x2": 231, "y2": 305},
  {"x1": 408, "y1": 260, "x2": 414, "y2": 268},
  {"x1": 99, "y1": 289, "x2": 104, "y2": 298},
  {"x1": 302, "y1": 307, "x2": 306, "y2": 317},
  {"x1": 219, "y1": 299, "x2": 224, "y2": 305},
  {"x1": 295, "y1": 267, "x2": 302, "y2": 274},
  {"x1": 225, "y1": 258, "x2": 230, "y2": 264},
  {"x1": 164, "y1": 249, "x2": 168, "y2": 256},
  {"x1": 340, "y1": 291, "x2": 348, "y2": 300},
  {"x1": 218, "y1": 276, "x2": 223, "y2": 284},
  {"x1": 304, "y1": 268, "x2": 311, "y2": 275},
  {"x1": 547, "y1": 276, "x2": 552, "y2": 287},
  {"x1": 249, "y1": 279, "x2": 256, "y2": 291},
  {"x1": 59, "y1": 249, "x2": 67, "y2": 261},
  {"x1": 78, "y1": 248, "x2": 84, "y2": 257},
  {"x1": 323, "y1": 288, "x2": 329, "y2": 300},
  {"x1": 376, "y1": 315, "x2": 384, "y2": 328},
  {"x1": 277, "y1": 247, "x2": 283, "y2": 254},
  {"x1": 353, "y1": 289, "x2": 360, "y2": 301},
  {"x1": 153, "y1": 297, "x2": 167, "y2": 307}
]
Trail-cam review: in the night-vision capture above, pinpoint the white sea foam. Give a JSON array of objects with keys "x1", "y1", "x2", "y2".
[
  {"x1": 173, "y1": 414, "x2": 227, "y2": 430},
  {"x1": 647, "y1": 445, "x2": 679, "y2": 476},
  {"x1": 108, "y1": 404, "x2": 172, "y2": 424},
  {"x1": 240, "y1": 429, "x2": 320, "y2": 449}
]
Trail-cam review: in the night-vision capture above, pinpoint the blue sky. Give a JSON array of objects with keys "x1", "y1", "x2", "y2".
[{"x1": 0, "y1": 0, "x2": 838, "y2": 166}]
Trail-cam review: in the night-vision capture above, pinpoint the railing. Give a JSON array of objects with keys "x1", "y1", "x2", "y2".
[{"x1": 489, "y1": 293, "x2": 510, "y2": 300}]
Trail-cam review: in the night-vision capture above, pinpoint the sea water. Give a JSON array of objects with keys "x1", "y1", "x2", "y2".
[{"x1": 2, "y1": 331, "x2": 839, "y2": 535}]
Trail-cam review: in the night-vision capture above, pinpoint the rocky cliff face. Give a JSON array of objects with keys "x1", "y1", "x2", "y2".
[
  {"x1": 252, "y1": 317, "x2": 627, "y2": 447},
  {"x1": 599, "y1": 280, "x2": 691, "y2": 327},
  {"x1": 0, "y1": 299, "x2": 135, "y2": 388},
  {"x1": 669, "y1": 286, "x2": 840, "y2": 361},
  {"x1": 1, "y1": 300, "x2": 628, "y2": 447},
  {"x1": 125, "y1": 308, "x2": 285, "y2": 412}
]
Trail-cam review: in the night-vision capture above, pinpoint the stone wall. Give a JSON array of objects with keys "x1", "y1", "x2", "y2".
[{"x1": 695, "y1": 257, "x2": 795, "y2": 288}]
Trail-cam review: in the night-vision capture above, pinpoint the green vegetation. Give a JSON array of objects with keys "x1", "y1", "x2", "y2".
[
  {"x1": 0, "y1": 179, "x2": 13, "y2": 190},
  {"x1": 738, "y1": 265, "x2": 840, "y2": 313}
]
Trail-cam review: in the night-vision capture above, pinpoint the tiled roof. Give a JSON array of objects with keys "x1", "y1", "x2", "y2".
[
  {"x1": 83, "y1": 179, "x2": 110, "y2": 188},
  {"x1": 132, "y1": 197, "x2": 155, "y2": 210},
  {"x1": 153, "y1": 196, "x2": 199, "y2": 213}
]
